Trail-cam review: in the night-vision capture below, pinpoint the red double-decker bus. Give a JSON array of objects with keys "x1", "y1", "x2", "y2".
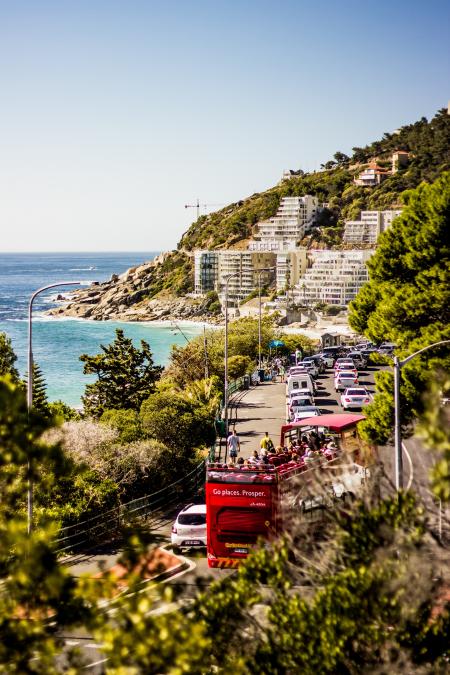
[{"x1": 206, "y1": 413, "x2": 374, "y2": 568}]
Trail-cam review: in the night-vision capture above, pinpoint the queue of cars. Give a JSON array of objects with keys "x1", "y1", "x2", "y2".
[{"x1": 285, "y1": 342, "x2": 376, "y2": 422}]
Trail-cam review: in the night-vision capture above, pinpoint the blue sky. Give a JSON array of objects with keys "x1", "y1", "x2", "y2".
[{"x1": 0, "y1": 0, "x2": 449, "y2": 252}]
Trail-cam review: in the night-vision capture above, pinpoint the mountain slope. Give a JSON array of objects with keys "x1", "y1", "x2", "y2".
[{"x1": 51, "y1": 108, "x2": 450, "y2": 320}]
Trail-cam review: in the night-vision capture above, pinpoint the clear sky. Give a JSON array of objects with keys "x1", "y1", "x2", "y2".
[{"x1": 0, "y1": 0, "x2": 449, "y2": 252}]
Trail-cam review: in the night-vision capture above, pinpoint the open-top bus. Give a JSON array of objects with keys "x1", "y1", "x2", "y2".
[{"x1": 206, "y1": 413, "x2": 375, "y2": 568}]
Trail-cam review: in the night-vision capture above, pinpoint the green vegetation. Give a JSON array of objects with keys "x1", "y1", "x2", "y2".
[
  {"x1": 80, "y1": 328, "x2": 163, "y2": 417},
  {"x1": 24, "y1": 362, "x2": 50, "y2": 417},
  {"x1": 0, "y1": 331, "x2": 20, "y2": 382},
  {"x1": 1, "y1": 373, "x2": 448, "y2": 671},
  {"x1": 349, "y1": 172, "x2": 450, "y2": 444}
]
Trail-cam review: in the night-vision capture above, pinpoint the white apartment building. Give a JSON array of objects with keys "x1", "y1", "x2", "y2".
[
  {"x1": 194, "y1": 250, "x2": 219, "y2": 295},
  {"x1": 293, "y1": 250, "x2": 373, "y2": 306},
  {"x1": 249, "y1": 195, "x2": 319, "y2": 252},
  {"x1": 343, "y1": 210, "x2": 402, "y2": 245},
  {"x1": 276, "y1": 249, "x2": 308, "y2": 291},
  {"x1": 216, "y1": 250, "x2": 276, "y2": 308}
]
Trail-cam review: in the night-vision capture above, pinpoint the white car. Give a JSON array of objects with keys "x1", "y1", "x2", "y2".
[
  {"x1": 299, "y1": 360, "x2": 319, "y2": 378},
  {"x1": 317, "y1": 352, "x2": 334, "y2": 368},
  {"x1": 293, "y1": 406, "x2": 321, "y2": 421},
  {"x1": 289, "y1": 394, "x2": 315, "y2": 420},
  {"x1": 334, "y1": 370, "x2": 359, "y2": 391},
  {"x1": 334, "y1": 358, "x2": 357, "y2": 371},
  {"x1": 340, "y1": 387, "x2": 371, "y2": 410},
  {"x1": 171, "y1": 503, "x2": 207, "y2": 552}
]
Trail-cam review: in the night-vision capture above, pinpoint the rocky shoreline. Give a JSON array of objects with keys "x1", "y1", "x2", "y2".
[{"x1": 48, "y1": 256, "x2": 223, "y2": 324}]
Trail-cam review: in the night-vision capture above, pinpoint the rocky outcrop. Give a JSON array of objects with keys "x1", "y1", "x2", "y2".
[{"x1": 48, "y1": 257, "x2": 223, "y2": 324}]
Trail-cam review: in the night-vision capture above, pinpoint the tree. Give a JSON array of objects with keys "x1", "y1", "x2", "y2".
[
  {"x1": 100, "y1": 408, "x2": 143, "y2": 443},
  {"x1": 333, "y1": 151, "x2": 350, "y2": 165},
  {"x1": 140, "y1": 387, "x2": 216, "y2": 455},
  {"x1": 227, "y1": 355, "x2": 253, "y2": 379},
  {"x1": 0, "y1": 377, "x2": 92, "y2": 671},
  {"x1": 24, "y1": 362, "x2": 50, "y2": 417},
  {"x1": 0, "y1": 331, "x2": 20, "y2": 382},
  {"x1": 80, "y1": 329, "x2": 163, "y2": 417},
  {"x1": 47, "y1": 399, "x2": 80, "y2": 421},
  {"x1": 349, "y1": 172, "x2": 450, "y2": 443}
]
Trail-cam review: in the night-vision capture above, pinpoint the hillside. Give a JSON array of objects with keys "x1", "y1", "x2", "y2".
[{"x1": 51, "y1": 108, "x2": 450, "y2": 321}]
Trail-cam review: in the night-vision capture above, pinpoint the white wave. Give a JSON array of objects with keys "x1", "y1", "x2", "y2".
[{"x1": 69, "y1": 267, "x2": 98, "y2": 271}]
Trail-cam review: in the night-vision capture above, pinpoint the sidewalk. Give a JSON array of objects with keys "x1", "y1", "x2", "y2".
[{"x1": 231, "y1": 381, "x2": 286, "y2": 459}]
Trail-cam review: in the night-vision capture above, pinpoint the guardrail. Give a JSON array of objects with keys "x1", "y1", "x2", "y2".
[{"x1": 53, "y1": 461, "x2": 206, "y2": 555}]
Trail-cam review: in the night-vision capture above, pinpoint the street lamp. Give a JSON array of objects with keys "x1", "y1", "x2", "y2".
[
  {"x1": 393, "y1": 339, "x2": 450, "y2": 490},
  {"x1": 257, "y1": 267, "x2": 276, "y2": 371},
  {"x1": 223, "y1": 273, "x2": 240, "y2": 440},
  {"x1": 27, "y1": 281, "x2": 82, "y2": 533}
]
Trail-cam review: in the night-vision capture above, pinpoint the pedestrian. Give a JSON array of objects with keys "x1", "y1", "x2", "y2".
[
  {"x1": 227, "y1": 428, "x2": 241, "y2": 464},
  {"x1": 295, "y1": 347, "x2": 303, "y2": 365},
  {"x1": 260, "y1": 431, "x2": 274, "y2": 452}
]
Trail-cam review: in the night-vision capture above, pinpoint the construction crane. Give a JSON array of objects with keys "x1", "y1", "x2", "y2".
[{"x1": 184, "y1": 198, "x2": 224, "y2": 220}]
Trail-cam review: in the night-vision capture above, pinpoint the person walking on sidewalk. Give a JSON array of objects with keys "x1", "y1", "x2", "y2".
[
  {"x1": 227, "y1": 428, "x2": 241, "y2": 464},
  {"x1": 260, "y1": 431, "x2": 274, "y2": 453}
]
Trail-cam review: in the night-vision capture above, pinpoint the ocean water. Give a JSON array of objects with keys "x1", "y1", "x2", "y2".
[{"x1": 0, "y1": 253, "x2": 204, "y2": 407}]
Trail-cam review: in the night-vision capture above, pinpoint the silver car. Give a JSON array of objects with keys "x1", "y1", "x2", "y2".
[{"x1": 334, "y1": 370, "x2": 359, "y2": 391}]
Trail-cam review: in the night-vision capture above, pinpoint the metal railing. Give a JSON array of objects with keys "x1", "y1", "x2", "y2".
[{"x1": 53, "y1": 461, "x2": 205, "y2": 555}]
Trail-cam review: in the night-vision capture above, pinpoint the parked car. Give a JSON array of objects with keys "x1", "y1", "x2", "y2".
[
  {"x1": 378, "y1": 342, "x2": 397, "y2": 355},
  {"x1": 334, "y1": 370, "x2": 359, "y2": 391},
  {"x1": 317, "y1": 351, "x2": 335, "y2": 368},
  {"x1": 340, "y1": 387, "x2": 371, "y2": 410},
  {"x1": 171, "y1": 503, "x2": 207, "y2": 553},
  {"x1": 303, "y1": 355, "x2": 326, "y2": 374},
  {"x1": 346, "y1": 351, "x2": 367, "y2": 369},
  {"x1": 360, "y1": 348, "x2": 379, "y2": 363},
  {"x1": 289, "y1": 394, "x2": 315, "y2": 420},
  {"x1": 299, "y1": 360, "x2": 319, "y2": 378},
  {"x1": 293, "y1": 406, "x2": 321, "y2": 421}
]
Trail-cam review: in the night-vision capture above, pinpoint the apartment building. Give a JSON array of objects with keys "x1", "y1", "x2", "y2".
[
  {"x1": 194, "y1": 250, "x2": 219, "y2": 295},
  {"x1": 249, "y1": 195, "x2": 319, "y2": 252},
  {"x1": 293, "y1": 250, "x2": 373, "y2": 306},
  {"x1": 216, "y1": 250, "x2": 276, "y2": 307},
  {"x1": 276, "y1": 248, "x2": 308, "y2": 291},
  {"x1": 343, "y1": 209, "x2": 402, "y2": 245}
]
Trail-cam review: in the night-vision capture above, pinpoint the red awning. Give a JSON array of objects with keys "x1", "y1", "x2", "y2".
[{"x1": 281, "y1": 413, "x2": 365, "y2": 434}]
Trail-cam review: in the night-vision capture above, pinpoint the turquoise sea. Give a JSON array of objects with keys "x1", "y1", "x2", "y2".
[{"x1": 0, "y1": 253, "x2": 204, "y2": 407}]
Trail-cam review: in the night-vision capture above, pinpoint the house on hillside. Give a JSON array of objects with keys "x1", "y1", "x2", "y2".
[{"x1": 354, "y1": 163, "x2": 390, "y2": 187}]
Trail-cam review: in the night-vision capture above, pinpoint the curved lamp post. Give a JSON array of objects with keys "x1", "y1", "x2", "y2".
[
  {"x1": 393, "y1": 339, "x2": 450, "y2": 490},
  {"x1": 27, "y1": 281, "x2": 82, "y2": 533}
]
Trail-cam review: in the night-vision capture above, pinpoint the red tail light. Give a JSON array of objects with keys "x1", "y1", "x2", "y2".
[
  {"x1": 364, "y1": 398, "x2": 370, "y2": 403},
  {"x1": 172, "y1": 525, "x2": 177, "y2": 534},
  {"x1": 354, "y1": 379, "x2": 358, "y2": 383}
]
